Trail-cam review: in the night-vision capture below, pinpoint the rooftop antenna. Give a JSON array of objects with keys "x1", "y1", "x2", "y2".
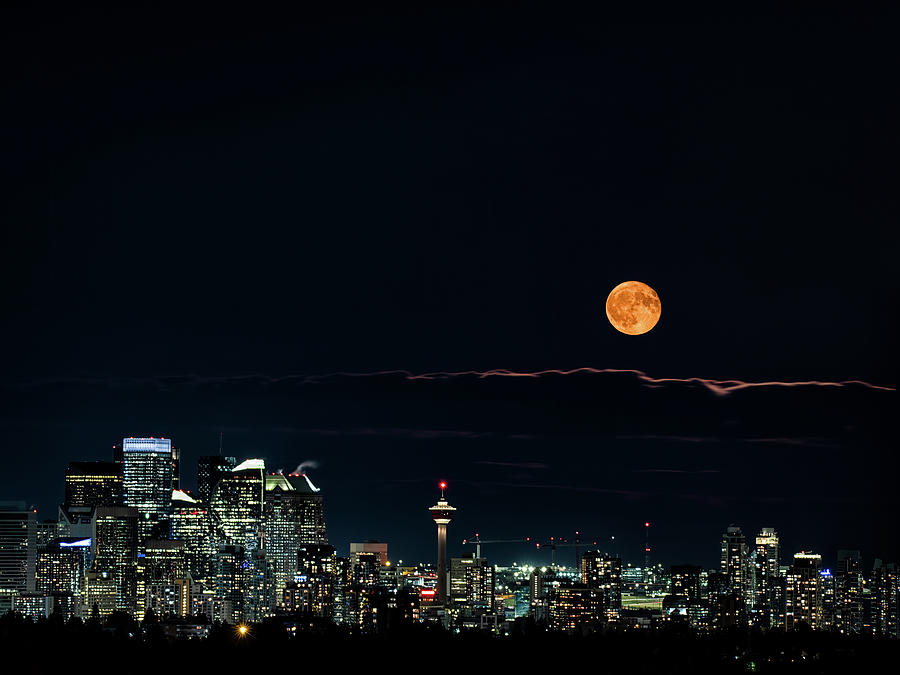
[{"x1": 219, "y1": 431, "x2": 223, "y2": 456}]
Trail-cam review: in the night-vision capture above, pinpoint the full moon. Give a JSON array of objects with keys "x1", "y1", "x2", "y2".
[{"x1": 605, "y1": 281, "x2": 661, "y2": 335}]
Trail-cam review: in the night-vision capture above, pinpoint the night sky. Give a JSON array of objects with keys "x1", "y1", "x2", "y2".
[{"x1": 1, "y1": 5, "x2": 897, "y2": 569}]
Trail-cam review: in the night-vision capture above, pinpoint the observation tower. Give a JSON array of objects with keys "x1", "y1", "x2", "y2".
[{"x1": 428, "y1": 481, "x2": 456, "y2": 605}]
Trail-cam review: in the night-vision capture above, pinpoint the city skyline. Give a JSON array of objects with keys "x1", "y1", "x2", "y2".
[
  {"x1": 2, "y1": 430, "x2": 895, "y2": 574},
  {"x1": 1, "y1": 440, "x2": 896, "y2": 638}
]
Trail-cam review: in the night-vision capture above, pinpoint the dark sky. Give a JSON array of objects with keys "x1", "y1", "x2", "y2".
[{"x1": 1, "y1": 4, "x2": 897, "y2": 569}]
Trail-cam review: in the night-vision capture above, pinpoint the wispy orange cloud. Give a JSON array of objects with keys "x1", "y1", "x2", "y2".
[
  {"x1": 16, "y1": 368, "x2": 895, "y2": 397},
  {"x1": 302, "y1": 367, "x2": 895, "y2": 396}
]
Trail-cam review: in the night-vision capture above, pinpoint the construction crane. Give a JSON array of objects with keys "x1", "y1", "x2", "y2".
[
  {"x1": 534, "y1": 532, "x2": 604, "y2": 568},
  {"x1": 461, "y1": 533, "x2": 531, "y2": 559}
]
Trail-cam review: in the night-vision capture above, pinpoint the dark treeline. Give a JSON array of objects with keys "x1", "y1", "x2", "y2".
[{"x1": 2, "y1": 611, "x2": 899, "y2": 674}]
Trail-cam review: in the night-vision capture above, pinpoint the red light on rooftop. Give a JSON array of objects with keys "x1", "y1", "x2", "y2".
[
  {"x1": 439, "y1": 481, "x2": 447, "y2": 490},
  {"x1": 645, "y1": 522, "x2": 650, "y2": 527}
]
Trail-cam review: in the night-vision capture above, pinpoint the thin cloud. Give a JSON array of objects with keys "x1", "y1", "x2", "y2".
[
  {"x1": 633, "y1": 468, "x2": 721, "y2": 474},
  {"x1": 474, "y1": 461, "x2": 550, "y2": 470},
  {"x1": 275, "y1": 427, "x2": 533, "y2": 441},
  {"x1": 13, "y1": 367, "x2": 894, "y2": 396}
]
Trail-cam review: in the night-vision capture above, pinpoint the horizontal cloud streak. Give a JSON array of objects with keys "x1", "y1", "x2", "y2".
[
  {"x1": 633, "y1": 468, "x2": 721, "y2": 474},
  {"x1": 13, "y1": 367, "x2": 893, "y2": 397},
  {"x1": 474, "y1": 460, "x2": 550, "y2": 470}
]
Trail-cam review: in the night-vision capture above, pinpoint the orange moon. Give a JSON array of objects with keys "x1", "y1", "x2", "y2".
[{"x1": 605, "y1": 281, "x2": 661, "y2": 335}]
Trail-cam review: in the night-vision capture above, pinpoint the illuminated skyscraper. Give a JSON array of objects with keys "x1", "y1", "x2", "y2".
[
  {"x1": 450, "y1": 554, "x2": 495, "y2": 614},
  {"x1": 65, "y1": 462, "x2": 123, "y2": 508},
  {"x1": 263, "y1": 472, "x2": 327, "y2": 596},
  {"x1": 246, "y1": 549, "x2": 275, "y2": 621},
  {"x1": 90, "y1": 506, "x2": 139, "y2": 616},
  {"x1": 36, "y1": 536, "x2": 92, "y2": 617},
  {"x1": 834, "y1": 550, "x2": 863, "y2": 634},
  {"x1": 721, "y1": 525, "x2": 748, "y2": 601},
  {"x1": 122, "y1": 438, "x2": 174, "y2": 540},
  {"x1": 294, "y1": 544, "x2": 337, "y2": 618},
  {"x1": 213, "y1": 544, "x2": 246, "y2": 623},
  {"x1": 549, "y1": 586, "x2": 605, "y2": 633},
  {"x1": 785, "y1": 551, "x2": 823, "y2": 630},
  {"x1": 141, "y1": 539, "x2": 188, "y2": 617},
  {"x1": 210, "y1": 459, "x2": 264, "y2": 552},
  {"x1": 345, "y1": 550, "x2": 383, "y2": 630},
  {"x1": 0, "y1": 502, "x2": 36, "y2": 593},
  {"x1": 581, "y1": 551, "x2": 623, "y2": 620},
  {"x1": 170, "y1": 489, "x2": 215, "y2": 586},
  {"x1": 871, "y1": 561, "x2": 899, "y2": 638},
  {"x1": 753, "y1": 527, "x2": 781, "y2": 627}
]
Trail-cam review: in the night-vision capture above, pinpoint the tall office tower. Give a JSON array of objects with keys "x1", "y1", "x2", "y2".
[
  {"x1": 263, "y1": 473, "x2": 327, "y2": 596},
  {"x1": 529, "y1": 567, "x2": 559, "y2": 624},
  {"x1": 834, "y1": 549, "x2": 863, "y2": 634},
  {"x1": 142, "y1": 539, "x2": 187, "y2": 618},
  {"x1": 753, "y1": 527, "x2": 781, "y2": 627},
  {"x1": 122, "y1": 438, "x2": 174, "y2": 540},
  {"x1": 428, "y1": 482, "x2": 456, "y2": 605},
  {"x1": 170, "y1": 489, "x2": 215, "y2": 586},
  {"x1": 213, "y1": 544, "x2": 246, "y2": 623},
  {"x1": 90, "y1": 506, "x2": 139, "y2": 616},
  {"x1": 870, "y1": 561, "x2": 899, "y2": 638},
  {"x1": 65, "y1": 462, "x2": 124, "y2": 509},
  {"x1": 549, "y1": 586, "x2": 605, "y2": 633},
  {"x1": 245, "y1": 550, "x2": 275, "y2": 621},
  {"x1": 348, "y1": 550, "x2": 381, "y2": 631},
  {"x1": 721, "y1": 525, "x2": 749, "y2": 601},
  {"x1": 210, "y1": 459, "x2": 265, "y2": 552},
  {"x1": 332, "y1": 555, "x2": 352, "y2": 625},
  {"x1": 820, "y1": 567, "x2": 836, "y2": 629},
  {"x1": 785, "y1": 551, "x2": 823, "y2": 630},
  {"x1": 294, "y1": 544, "x2": 337, "y2": 618},
  {"x1": 670, "y1": 565, "x2": 702, "y2": 601},
  {"x1": 197, "y1": 456, "x2": 237, "y2": 504},
  {"x1": 449, "y1": 554, "x2": 495, "y2": 614},
  {"x1": 35, "y1": 537, "x2": 89, "y2": 594},
  {"x1": 0, "y1": 502, "x2": 36, "y2": 593},
  {"x1": 35, "y1": 536, "x2": 92, "y2": 617},
  {"x1": 581, "y1": 551, "x2": 623, "y2": 619}
]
